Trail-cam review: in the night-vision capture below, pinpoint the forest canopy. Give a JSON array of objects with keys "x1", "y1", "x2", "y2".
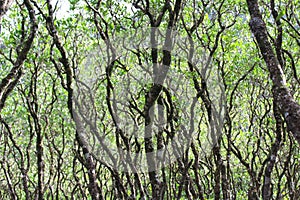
[{"x1": 0, "y1": 0, "x2": 299, "y2": 199}]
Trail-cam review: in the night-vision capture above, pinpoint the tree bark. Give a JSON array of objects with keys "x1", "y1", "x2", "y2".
[
  {"x1": 0, "y1": 0, "x2": 37, "y2": 112},
  {"x1": 246, "y1": 0, "x2": 300, "y2": 144}
]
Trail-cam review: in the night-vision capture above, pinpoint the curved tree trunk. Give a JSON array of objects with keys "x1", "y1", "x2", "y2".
[
  {"x1": 0, "y1": 0, "x2": 37, "y2": 112},
  {"x1": 246, "y1": 0, "x2": 300, "y2": 144}
]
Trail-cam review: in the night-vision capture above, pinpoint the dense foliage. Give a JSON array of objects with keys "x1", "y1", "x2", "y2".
[{"x1": 0, "y1": 0, "x2": 299, "y2": 199}]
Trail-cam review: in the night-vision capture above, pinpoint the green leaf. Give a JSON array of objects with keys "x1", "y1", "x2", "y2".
[{"x1": 276, "y1": 10, "x2": 285, "y2": 21}]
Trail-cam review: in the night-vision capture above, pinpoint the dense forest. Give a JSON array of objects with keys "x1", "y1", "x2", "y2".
[{"x1": 0, "y1": 0, "x2": 299, "y2": 199}]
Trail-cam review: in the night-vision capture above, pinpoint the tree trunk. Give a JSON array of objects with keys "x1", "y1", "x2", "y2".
[{"x1": 246, "y1": 0, "x2": 300, "y2": 144}]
